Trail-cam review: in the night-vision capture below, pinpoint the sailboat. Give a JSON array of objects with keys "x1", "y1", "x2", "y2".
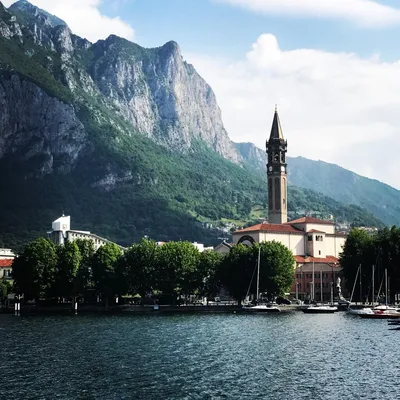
[
  {"x1": 347, "y1": 264, "x2": 374, "y2": 316},
  {"x1": 242, "y1": 247, "x2": 280, "y2": 313},
  {"x1": 359, "y1": 269, "x2": 400, "y2": 319},
  {"x1": 301, "y1": 261, "x2": 338, "y2": 313}
]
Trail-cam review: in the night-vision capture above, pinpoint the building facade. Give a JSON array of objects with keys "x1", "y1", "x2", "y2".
[
  {"x1": 0, "y1": 248, "x2": 15, "y2": 280},
  {"x1": 48, "y1": 215, "x2": 126, "y2": 251}
]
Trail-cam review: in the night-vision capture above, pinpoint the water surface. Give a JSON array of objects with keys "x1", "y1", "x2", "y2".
[{"x1": 1, "y1": 312, "x2": 399, "y2": 399}]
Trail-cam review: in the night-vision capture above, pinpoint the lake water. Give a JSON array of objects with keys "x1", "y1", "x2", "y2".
[{"x1": 0, "y1": 311, "x2": 399, "y2": 400}]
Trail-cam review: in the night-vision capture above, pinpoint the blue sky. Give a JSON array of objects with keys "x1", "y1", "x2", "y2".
[
  {"x1": 97, "y1": 0, "x2": 400, "y2": 62},
  {"x1": 4, "y1": 0, "x2": 400, "y2": 188}
]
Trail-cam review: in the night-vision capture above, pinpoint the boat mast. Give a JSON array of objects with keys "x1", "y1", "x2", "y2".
[
  {"x1": 359, "y1": 264, "x2": 362, "y2": 304},
  {"x1": 312, "y1": 261, "x2": 315, "y2": 302},
  {"x1": 385, "y1": 268, "x2": 388, "y2": 307},
  {"x1": 320, "y1": 270, "x2": 323, "y2": 304},
  {"x1": 256, "y1": 246, "x2": 261, "y2": 301},
  {"x1": 372, "y1": 264, "x2": 375, "y2": 308},
  {"x1": 349, "y1": 264, "x2": 360, "y2": 304}
]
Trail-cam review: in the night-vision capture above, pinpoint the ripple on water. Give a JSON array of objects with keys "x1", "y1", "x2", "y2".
[{"x1": 1, "y1": 312, "x2": 400, "y2": 399}]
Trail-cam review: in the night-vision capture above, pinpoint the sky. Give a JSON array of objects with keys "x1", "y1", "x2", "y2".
[{"x1": 4, "y1": 0, "x2": 400, "y2": 189}]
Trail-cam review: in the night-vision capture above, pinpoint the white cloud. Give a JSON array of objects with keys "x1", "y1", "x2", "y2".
[
  {"x1": 215, "y1": 0, "x2": 400, "y2": 28},
  {"x1": 2, "y1": 0, "x2": 135, "y2": 42},
  {"x1": 185, "y1": 33, "x2": 400, "y2": 189}
]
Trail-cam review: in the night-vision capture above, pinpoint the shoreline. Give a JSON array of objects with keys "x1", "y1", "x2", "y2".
[{"x1": 1, "y1": 304, "x2": 349, "y2": 315}]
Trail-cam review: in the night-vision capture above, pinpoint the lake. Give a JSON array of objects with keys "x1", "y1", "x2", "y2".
[{"x1": 0, "y1": 311, "x2": 399, "y2": 399}]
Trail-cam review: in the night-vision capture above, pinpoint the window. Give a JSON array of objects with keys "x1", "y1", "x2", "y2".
[
  {"x1": 308, "y1": 235, "x2": 312, "y2": 241},
  {"x1": 318, "y1": 250, "x2": 321, "y2": 255},
  {"x1": 316, "y1": 235, "x2": 324, "y2": 242}
]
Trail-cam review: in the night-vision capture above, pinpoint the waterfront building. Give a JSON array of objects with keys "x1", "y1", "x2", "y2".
[
  {"x1": 0, "y1": 248, "x2": 15, "y2": 280},
  {"x1": 48, "y1": 215, "x2": 126, "y2": 251}
]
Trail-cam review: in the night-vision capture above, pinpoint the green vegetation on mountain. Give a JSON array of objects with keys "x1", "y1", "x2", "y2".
[
  {"x1": 288, "y1": 157, "x2": 400, "y2": 226},
  {"x1": 236, "y1": 142, "x2": 399, "y2": 227}
]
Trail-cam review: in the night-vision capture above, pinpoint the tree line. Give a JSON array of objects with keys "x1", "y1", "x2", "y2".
[
  {"x1": 9, "y1": 238, "x2": 295, "y2": 306},
  {"x1": 340, "y1": 227, "x2": 400, "y2": 303}
]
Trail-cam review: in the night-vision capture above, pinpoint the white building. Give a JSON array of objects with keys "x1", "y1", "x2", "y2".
[
  {"x1": 232, "y1": 217, "x2": 346, "y2": 263},
  {"x1": 0, "y1": 248, "x2": 15, "y2": 280},
  {"x1": 48, "y1": 215, "x2": 126, "y2": 251}
]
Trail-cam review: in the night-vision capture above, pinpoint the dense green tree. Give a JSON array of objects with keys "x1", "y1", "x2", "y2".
[
  {"x1": 91, "y1": 243, "x2": 121, "y2": 306},
  {"x1": 74, "y1": 239, "x2": 96, "y2": 297},
  {"x1": 0, "y1": 278, "x2": 12, "y2": 303},
  {"x1": 340, "y1": 228, "x2": 376, "y2": 302},
  {"x1": 219, "y1": 244, "x2": 256, "y2": 305},
  {"x1": 196, "y1": 250, "x2": 223, "y2": 301},
  {"x1": 157, "y1": 241, "x2": 200, "y2": 303},
  {"x1": 220, "y1": 241, "x2": 295, "y2": 305},
  {"x1": 255, "y1": 241, "x2": 295, "y2": 298},
  {"x1": 340, "y1": 227, "x2": 400, "y2": 303},
  {"x1": 53, "y1": 241, "x2": 82, "y2": 300},
  {"x1": 12, "y1": 237, "x2": 58, "y2": 301},
  {"x1": 117, "y1": 239, "x2": 159, "y2": 297}
]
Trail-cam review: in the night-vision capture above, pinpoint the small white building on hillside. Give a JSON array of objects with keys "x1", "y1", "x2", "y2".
[{"x1": 48, "y1": 215, "x2": 126, "y2": 251}]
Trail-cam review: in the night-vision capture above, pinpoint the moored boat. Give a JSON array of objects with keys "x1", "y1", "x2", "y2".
[
  {"x1": 359, "y1": 309, "x2": 400, "y2": 319},
  {"x1": 243, "y1": 304, "x2": 280, "y2": 313},
  {"x1": 242, "y1": 247, "x2": 281, "y2": 313},
  {"x1": 302, "y1": 305, "x2": 338, "y2": 314}
]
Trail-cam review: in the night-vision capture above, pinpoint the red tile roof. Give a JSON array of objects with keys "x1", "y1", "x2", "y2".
[
  {"x1": 307, "y1": 229, "x2": 326, "y2": 233},
  {"x1": 294, "y1": 255, "x2": 339, "y2": 264},
  {"x1": 0, "y1": 259, "x2": 13, "y2": 268},
  {"x1": 286, "y1": 216, "x2": 334, "y2": 225},
  {"x1": 234, "y1": 223, "x2": 304, "y2": 234}
]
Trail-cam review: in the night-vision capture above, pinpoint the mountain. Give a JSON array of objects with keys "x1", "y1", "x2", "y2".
[
  {"x1": 0, "y1": 1, "x2": 384, "y2": 249},
  {"x1": 236, "y1": 143, "x2": 400, "y2": 226}
]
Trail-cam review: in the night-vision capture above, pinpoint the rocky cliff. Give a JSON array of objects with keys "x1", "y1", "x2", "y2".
[{"x1": 0, "y1": 0, "x2": 241, "y2": 168}]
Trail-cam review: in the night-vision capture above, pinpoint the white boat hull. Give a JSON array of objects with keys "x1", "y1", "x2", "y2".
[
  {"x1": 242, "y1": 305, "x2": 281, "y2": 313},
  {"x1": 302, "y1": 306, "x2": 338, "y2": 314}
]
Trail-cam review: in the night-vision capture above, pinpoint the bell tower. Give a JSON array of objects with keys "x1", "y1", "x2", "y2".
[{"x1": 266, "y1": 106, "x2": 287, "y2": 224}]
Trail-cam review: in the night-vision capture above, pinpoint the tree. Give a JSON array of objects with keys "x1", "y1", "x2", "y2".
[
  {"x1": 196, "y1": 250, "x2": 223, "y2": 301},
  {"x1": 219, "y1": 244, "x2": 255, "y2": 305},
  {"x1": 74, "y1": 239, "x2": 96, "y2": 298},
  {"x1": 219, "y1": 241, "x2": 295, "y2": 305},
  {"x1": 91, "y1": 243, "x2": 121, "y2": 307},
  {"x1": 117, "y1": 239, "x2": 159, "y2": 298},
  {"x1": 0, "y1": 278, "x2": 11, "y2": 304},
  {"x1": 157, "y1": 241, "x2": 200, "y2": 303},
  {"x1": 12, "y1": 238, "x2": 57, "y2": 301},
  {"x1": 340, "y1": 228, "x2": 375, "y2": 302},
  {"x1": 256, "y1": 241, "x2": 294, "y2": 298},
  {"x1": 53, "y1": 241, "x2": 82, "y2": 301}
]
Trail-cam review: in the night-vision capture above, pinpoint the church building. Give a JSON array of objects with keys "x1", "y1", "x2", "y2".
[{"x1": 231, "y1": 108, "x2": 347, "y2": 299}]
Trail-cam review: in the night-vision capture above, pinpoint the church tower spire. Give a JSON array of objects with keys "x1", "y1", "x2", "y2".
[{"x1": 266, "y1": 106, "x2": 288, "y2": 224}]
